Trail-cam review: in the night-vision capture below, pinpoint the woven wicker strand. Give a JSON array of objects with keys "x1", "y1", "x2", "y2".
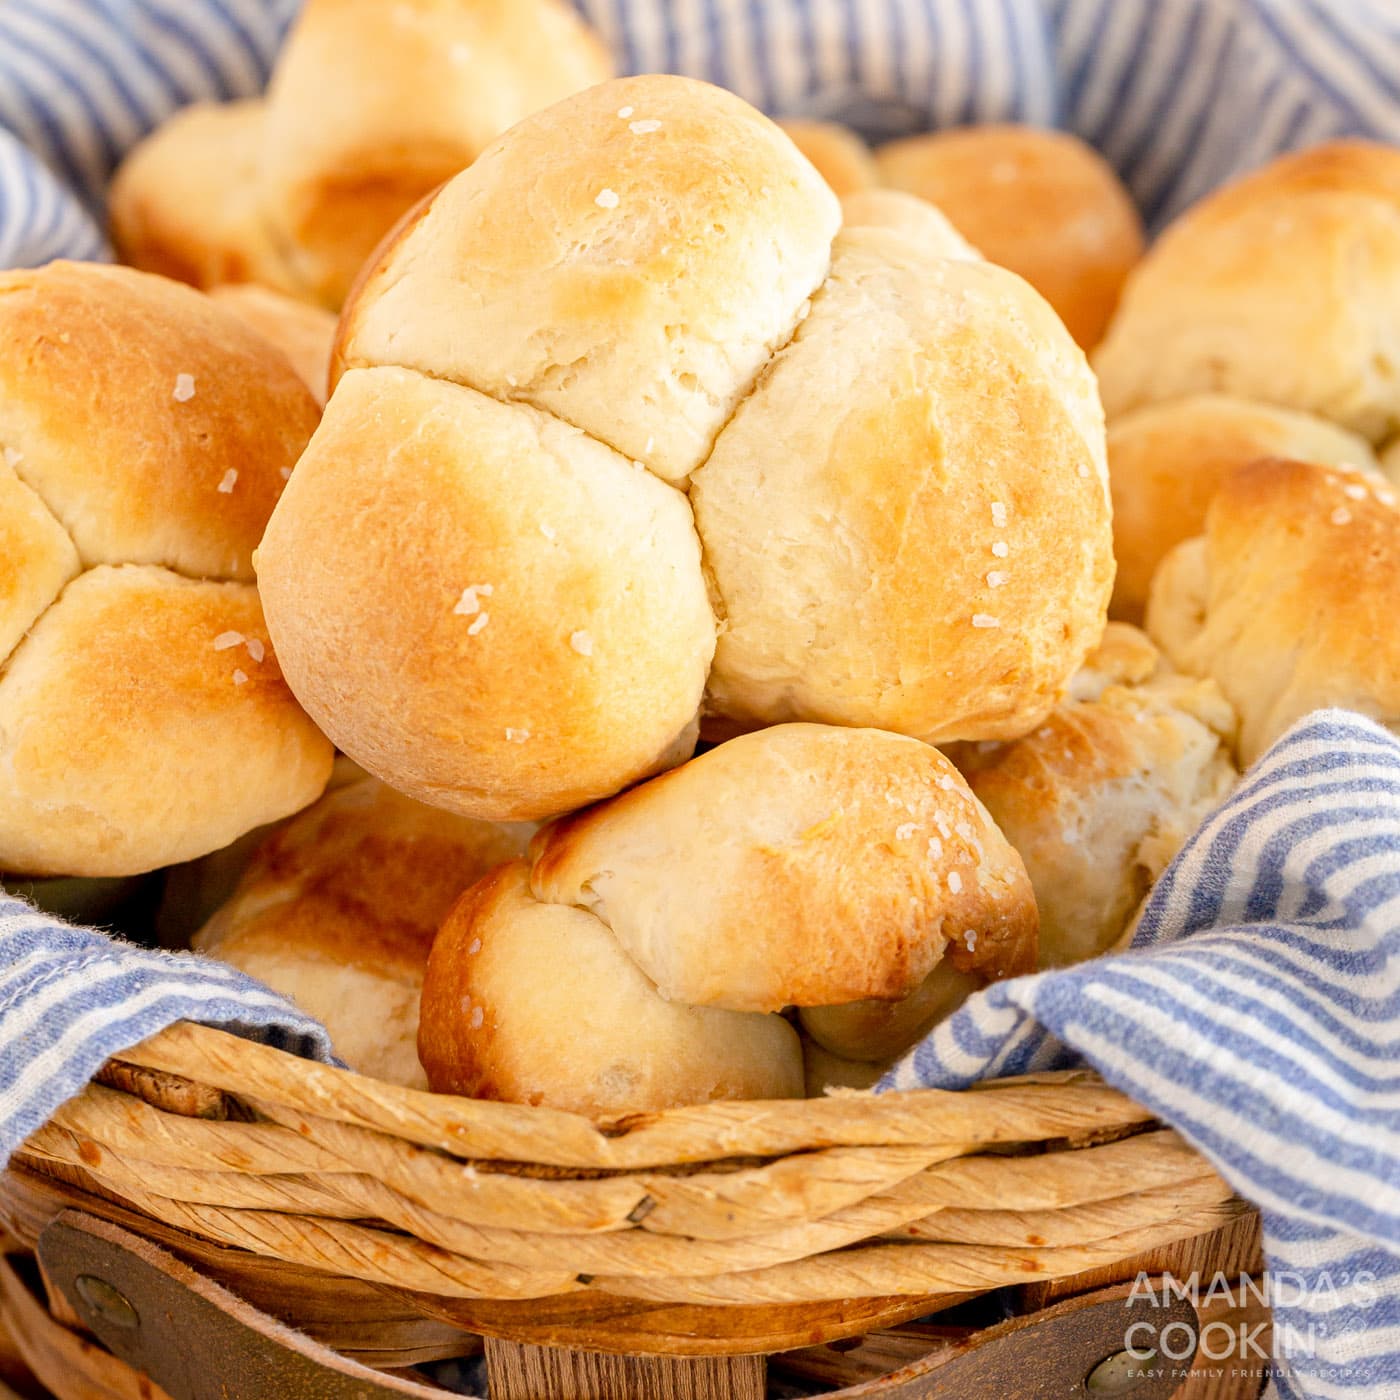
[
  {"x1": 13, "y1": 1021, "x2": 1247, "y2": 1318},
  {"x1": 115, "y1": 1024, "x2": 1156, "y2": 1168}
]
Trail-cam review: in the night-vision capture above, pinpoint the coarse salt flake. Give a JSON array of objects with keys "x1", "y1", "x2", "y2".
[
  {"x1": 570, "y1": 630, "x2": 594, "y2": 656},
  {"x1": 217, "y1": 469, "x2": 237, "y2": 493},
  {"x1": 454, "y1": 583, "x2": 494, "y2": 616},
  {"x1": 466, "y1": 612, "x2": 490, "y2": 636},
  {"x1": 213, "y1": 631, "x2": 243, "y2": 651},
  {"x1": 505, "y1": 728, "x2": 531, "y2": 743},
  {"x1": 991, "y1": 501, "x2": 1008, "y2": 527},
  {"x1": 279, "y1": 467, "x2": 291, "y2": 481},
  {"x1": 539, "y1": 522, "x2": 557, "y2": 540},
  {"x1": 1077, "y1": 464, "x2": 1091, "y2": 478},
  {"x1": 245, "y1": 638, "x2": 265, "y2": 663},
  {"x1": 937, "y1": 775, "x2": 955, "y2": 791},
  {"x1": 232, "y1": 669, "x2": 248, "y2": 686},
  {"x1": 1332, "y1": 507, "x2": 1353, "y2": 526},
  {"x1": 468, "y1": 939, "x2": 482, "y2": 954},
  {"x1": 173, "y1": 373, "x2": 196, "y2": 402},
  {"x1": 1345, "y1": 483, "x2": 1368, "y2": 500},
  {"x1": 947, "y1": 871, "x2": 963, "y2": 894},
  {"x1": 971, "y1": 613, "x2": 1000, "y2": 628},
  {"x1": 927, "y1": 836, "x2": 943, "y2": 859},
  {"x1": 629, "y1": 119, "x2": 662, "y2": 134},
  {"x1": 470, "y1": 1006, "x2": 484, "y2": 1029},
  {"x1": 965, "y1": 929, "x2": 979, "y2": 951},
  {"x1": 895, "y1": 822, "x2": 916, "y2": 840},
  {"x1": 595, "y1": 188, "x2": 620, "y2": 209},
  {"x1": 987, "y1": 570, "x2": 1008, "y2": 587},
  {"x1": 617, "y1": 106, "x2": 634, "y2": 118},
  {"x1": 992, "y1": 541, "x2": 1009, "y2": 558}
]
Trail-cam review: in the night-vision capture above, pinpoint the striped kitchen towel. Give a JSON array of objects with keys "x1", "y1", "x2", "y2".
[
  {"x1": 882, "y1": 710, "x2": 1400, "y2": 1398},
  {"x1": 0, "y1": 4, "x2": 1398, "y2": 1398},
  {"x1": 2, "y1": 1, "x2": 1400, "y2": 267}
]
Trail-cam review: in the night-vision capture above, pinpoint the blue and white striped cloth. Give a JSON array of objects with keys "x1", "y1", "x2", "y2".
[
  {"x1": 1, "y1": 4, "x2": 1398, "y2": 1397},
  {"x1": 2, "y1": 1, "x2": 1400, "y2": 267}
]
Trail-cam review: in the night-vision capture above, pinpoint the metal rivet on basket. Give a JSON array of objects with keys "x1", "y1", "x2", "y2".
[
  {"x1": 1085, "y1": 1348, "x2": 1152, "y2": 1394},
  {"x1": 75, "y1": 1274, "x2": 139, "y2": 1331}
]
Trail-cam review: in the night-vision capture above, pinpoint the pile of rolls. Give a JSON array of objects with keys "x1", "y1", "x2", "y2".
[{"x1": 9, "y1": 1, "x2": 1399, "y2": 1117}]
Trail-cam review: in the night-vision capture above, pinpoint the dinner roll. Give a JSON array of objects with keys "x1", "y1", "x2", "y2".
[
  {"x1": 0, "y1": 262, "x2": 331, "y2": 877},
  {"x1": 692, "y1": 228, "x2": 1112, "y2": 744},
  {"x1": 337, "y1": 75, "x2": 841, "y2": 484},
  {"x1": 1147, "y1": 459, "x2": 1400, "y2": 765},
  {"x1": 420, "y1": 863, "x2": 804, "y2": 1114},
  {"x1": 1094, "y1": 142, "x2": 1400, "y2": 440},
  {"x1": 109, "y1": 102, "x2": 301, "y2": 298},
  {"x1": 261, "y1": 0, "x2": 612, "y2": 306},
  {"x1": 256, "y1": 367, "x2": 714, "y2": 821},
  {"x1": 799, "y1": 962, "x2": 984, "y2": 1063},
  {"x1": 840, "y1": 189, "x2": 981, "y2": 259},
  {"x1": 209, "y1": 285, "x2": 337, "y2": 406},
  {"x1": 270, "y1": 77, "x2": 1112, "y2": 818},
  {"x1": 875, "y1": 125, "x2": 1144, "y2": 347},
  {"x1": 778, "y1": 119, "x2": 879, "y2": 197},
  {"x1": 1107, "y1": 395, "x2": 1380, "y2": 621},
  {"x1": 111, "y1": 0, "x2": 611, "y2": 307},
  {"x1": 197, "y1": 777, "x2": 532, "y2": 1088},
  {"x1": 954, "y1": 627, "x2": 1238, "y2": 968},
  {"x1": 0, "y1": 568, "x2": 329, "y2": 877},
  {"x1": 528, "y1": 725, "x2": 1038, "y2": 1011}
]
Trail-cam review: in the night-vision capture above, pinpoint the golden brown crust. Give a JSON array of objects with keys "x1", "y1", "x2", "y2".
[
  {"x1": 778, "y1": 119, "x2": 878, "y2": 197},
  {"x1": 260, "y1": 0, "x2": 613, "y2": 307},
  {"x1": 875, "y1": 124, "x2": 1144, "y2": 347},
  {"x1": 109, "y1": 101, "x2": 304, "y2": 297},
  {"x1": 337, "y1": 74, "x2": 842, "y2": 484},
  {"x1": 0, "y1": 263, "x2": 319, "y2": 583},
  {"x1": 208, "y1": 285, "x2": 337, "y2": 406},
  {"x1": 0, "y1": 566, "x2": 332, "y2": 877},
  {"x1": 1094, "y1": 141, "x2": 1400, "y2": 439},
  {"x1": 528, "y1": 724, "x2": 1038, "y2": 1012},
  {"x1": 1107, "y1": 395, "x2": 1380, "y2": 622},
  {"x1": 418, "y1": 863, "x2": 804, "y2": 1114},
  {"x1": 0, "y1": 457, "x2": 79, "y2": 668},
  {"x1": 255, "y1": 367, "x2": 713, "y2": 821},
  {"x1": 692, "y1": 230, "x2": 1113, "y2": 744},
  {"x1": 195, "y1": 778, "x2": 531, "y2": 1087},
  {"x1": 1147, "y1": 458, "x2": 1400, "y2": 764},
  {"x1": 955, "y1": 631, "x2": 1238, "y2": 967}
]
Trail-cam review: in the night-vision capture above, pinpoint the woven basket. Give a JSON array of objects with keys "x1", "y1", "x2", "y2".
[{"x1": 4, "y1": 1019, "x2": 1253, "y2": 1373}]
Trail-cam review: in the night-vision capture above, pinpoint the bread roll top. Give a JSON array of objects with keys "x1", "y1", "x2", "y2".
[
  {"x1": 0, "y1": 263, "x2": 319, "y2": 584},
  {"x1": 337, "y1": 74, "x2": 842, "y2": 483},
  {"x1": 692, "y1": 229, "x2": 1111, "y2": 744},
  {"x1": 528, "y1": 723, "x2": 1038, "y2": 1012},
  {"x1": 1094, "y1": 141, "x2": 1400, "y2": 440},
  {"x1": 1147, "y1": 458, "x2": 1400, "y2": 764}
]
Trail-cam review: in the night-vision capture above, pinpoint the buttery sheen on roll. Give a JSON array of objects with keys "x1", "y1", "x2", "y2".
[
  {"x1": 263, "y1": 76, "x2": 1112, "y2": 821},
  {"x1": 419, "y1": 724, "x2": 1036, "y2": 1114},
  {"x1": 0, "y1": 263, "x2": 332, "y2": 877}
]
